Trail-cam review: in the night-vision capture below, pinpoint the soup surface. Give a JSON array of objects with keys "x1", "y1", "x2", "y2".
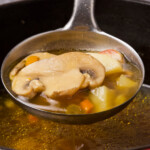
[{"x1": 9, "y1": 49, "x2": 141, "y2": 114}]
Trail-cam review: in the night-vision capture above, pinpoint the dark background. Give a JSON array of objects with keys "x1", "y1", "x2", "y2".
[{"x1": 0, "y1": 0, "x2": 150, "y2": 87}]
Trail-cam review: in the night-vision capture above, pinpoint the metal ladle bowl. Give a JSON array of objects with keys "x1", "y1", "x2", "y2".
[{"x1": 1, "y1": 0, "x2": 145, "y2": 124}]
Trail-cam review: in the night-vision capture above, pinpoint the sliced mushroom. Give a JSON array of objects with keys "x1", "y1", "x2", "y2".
[
  {"x1": 9, "y1": 52, "x2": 55, "y2": 80},
  {"x1": 43, "y1": 69, "x2": 85, "y2": 98},
  {"x1": 11, "y1": 52, "x2": 105, "y2": 99},
  {"x1": 12, "y1": 77, "x2": 45, "y2": 99},
  {"x1": 9, "y1": 60, "x2": 26, "y2": 80},
  {"x1": 59, "y1": 52, "x2": 105, "y2": 89}
]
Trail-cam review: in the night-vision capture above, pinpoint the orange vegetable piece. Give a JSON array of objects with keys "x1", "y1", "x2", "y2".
[
  {"x1": 25, "y1": 55, "x2": 39, "y2": 66},
  {"x1": 80, "y1": 99, "x2": 94, "y2": 113},
  {"x1": 99, "y1": 49, "x2": 118, "y2": 54},
  {"x1": 27, "y1": 114, "x2": 38, "y2": 124}
]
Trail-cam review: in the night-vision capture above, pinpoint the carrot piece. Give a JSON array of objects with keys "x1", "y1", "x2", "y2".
[
  {"x1": 27, "y1": 114, "x2": 38, "y2": 124},
  {"x1": 80, "y1": 99, "x2": 94, "y2": 113},
  {"x1": 25, "y1": 55, "x2": 39, "y2": 66},
  {"x1": 99, "y1": 49, "x2": 118, "y2": 54}
]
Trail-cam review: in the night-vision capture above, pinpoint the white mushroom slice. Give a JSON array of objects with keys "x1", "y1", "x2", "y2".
[
  {"x1": 12, "y1": 64, "x2": 85, "y2": 99},
  {"x1": 9, "y1": 60, "x2": 26, "y2": 80},
  {"x1": 9, "y1": 52, "x2": 55, "y2": 80},
  {"x1": 43, "y1": 69, "x2": 85, "y2": 98},
  {"x1": 12, "y1": 77, "x2": 45, "y2": 99},
  {"x1": 29, "y1": 79, "x2": 45, "y2": 93},
  {"x1": 59, "y1": 52, "x2": 105, "y2": 89},
  {"x1": 11, "y1": 52, "x2": 105, "y2": 99}
]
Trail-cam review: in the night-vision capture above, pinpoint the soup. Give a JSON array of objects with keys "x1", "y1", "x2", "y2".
[
  {"x1": 9, "y1": 49, "x2": 141, "y2": 114},
  {"x1": 1, "y1": 88, "x2": 150, "y2": 150}
]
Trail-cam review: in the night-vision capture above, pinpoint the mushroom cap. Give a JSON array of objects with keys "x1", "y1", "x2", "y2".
[
  {"x1": 11, "y1": 52, "x2": 105, "y2": 99},
  {"x1": 9, "y1": 52, "x2": 55, "y2": 80}
]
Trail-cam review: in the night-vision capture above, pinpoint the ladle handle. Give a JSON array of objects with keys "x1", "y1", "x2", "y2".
[{"x1": 64, "y1": 0, "x2": 99, "y2": 31}]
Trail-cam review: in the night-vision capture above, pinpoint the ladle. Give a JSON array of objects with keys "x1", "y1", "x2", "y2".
[{"x1": 1, "y1": 0, "x2": 145, "y2": 124}]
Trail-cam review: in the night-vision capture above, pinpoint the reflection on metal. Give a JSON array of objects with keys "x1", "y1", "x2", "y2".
[
  {"x1": 123, "y1": 0, "x2": 150, "y2": 5},
  {"x1": 0, "y1": 0, "x2": 22, "y2": 5}
]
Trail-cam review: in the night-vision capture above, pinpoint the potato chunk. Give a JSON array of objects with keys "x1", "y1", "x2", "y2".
[
  {"x1": 99, "y1": 49, "x2": 124, "y2": 63},
  {"x1": 87, "y1": 53, "x2": 123, "y2": 75},
  {"x1": 91, "y1": 86, "x2": 116, "y2": 111},
  {"x1": 117, "y1": 75, "x2": 137, "y2": 88}
]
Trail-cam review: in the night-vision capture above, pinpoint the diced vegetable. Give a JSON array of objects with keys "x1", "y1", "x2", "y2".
[
  {"x1": 99, "y1": 49, "x2": 124, "y2": 63},
  {"x1": 66, "y1": 104, "x2": 82, "y2": 114},
  {"x1": 91, "y1": 86, "x2": 116, "y2": 110},
  {"x1": 88, "y1": 93, "x2": 101, "y2": 112},
  {"x1": 117, "y1": 75, "x2": 137, "y2": 88},
  {"x1": 25, "y1": 56, "x2": 39, "y2": 66},
  {"x1": 27, "y1": 114, "x2": 38, "y2": 124},
  {"x1": 87, "y1": 53, "x2": 123, "y2": 75},
  {"x1": 115, "y1": 95, "x2": 127, "y2": 106},
  {"x1": 80, "y1": 99, "x2": 94, "y2": 113},
  {"x1": 91, "y1": 86, "x2": 115, "y2": 102}
]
